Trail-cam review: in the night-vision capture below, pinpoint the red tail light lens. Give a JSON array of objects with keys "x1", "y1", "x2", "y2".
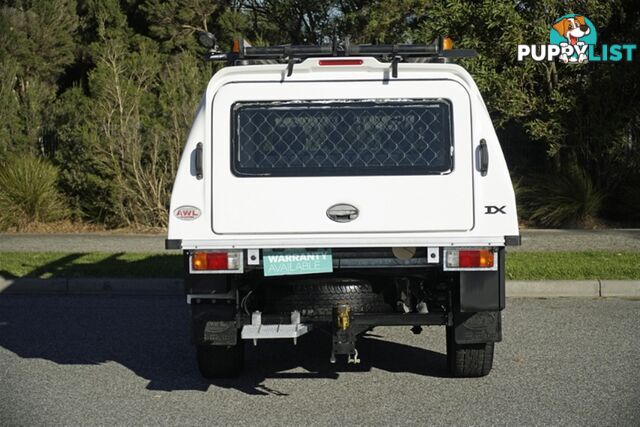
[{"x1": 207, "y1": 252, "x2": 229, "y2": 270}]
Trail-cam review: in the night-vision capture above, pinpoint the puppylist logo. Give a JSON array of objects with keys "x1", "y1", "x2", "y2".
[{"x1": 518, "y1": 14, "x2": 637, "y2": 63}]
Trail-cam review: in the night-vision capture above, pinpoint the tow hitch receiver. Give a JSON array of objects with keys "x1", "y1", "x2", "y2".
[
  {"x1": 331, "y1": 303, "x2": 360, "y2": 364},
  {"x1": 241, "y1": 310, "x2": 312, "y2": 345}
]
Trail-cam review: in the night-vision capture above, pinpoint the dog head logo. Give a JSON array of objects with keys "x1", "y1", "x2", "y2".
[
  {"x1": 550, "y1": 14, "x2": 597, "y2": 63},
  {"x1": 553, "y1": 16, "x2": 590, "y2": 45}
]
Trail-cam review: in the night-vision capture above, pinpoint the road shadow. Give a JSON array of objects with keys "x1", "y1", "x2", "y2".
[
  {"x1": 213, "y1": 329, "x2": 449, "y2": 395},
  {"x1": 0, "y1": 296, "x2": 448, "y2": 395}
]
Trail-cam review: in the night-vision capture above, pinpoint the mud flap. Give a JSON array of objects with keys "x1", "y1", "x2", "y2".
[
  {"x1": 459, "y1": 248, "x2": 505, "y2": 312},
  {"x1": 453, "y1": 310, "x2": 502, "y2": 344},
  {"x1": 191, "y1": 305, "x2": 237, "y2": 346}
]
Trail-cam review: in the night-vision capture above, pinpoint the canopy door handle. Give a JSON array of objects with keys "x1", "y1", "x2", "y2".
[
  {"x1": 478, "y1": 139, "x2": 489, "y2": 176},
  {"x1": 195, "y1": 142, "x2": 203, "y2": 180}
]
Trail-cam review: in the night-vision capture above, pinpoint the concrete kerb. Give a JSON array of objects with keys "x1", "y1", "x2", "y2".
[
  {"x1": 506, "y1": 280, "x2": 600, "y2": 297},
  {"x1": 1, "y1": 277, "x2": 639, "y2": 297},
  {"x1": 601, "y1": 280, "x2": 640, "y2": 297}
]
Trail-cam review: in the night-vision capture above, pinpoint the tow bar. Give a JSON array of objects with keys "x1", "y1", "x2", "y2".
[{"x1": 331, "y1": 303, "x2": 360, "y2": 364}]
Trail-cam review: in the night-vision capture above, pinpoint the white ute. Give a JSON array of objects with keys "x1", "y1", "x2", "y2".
[{"x1": 167, "y1": 37, "x2": 519, "y2": 378}]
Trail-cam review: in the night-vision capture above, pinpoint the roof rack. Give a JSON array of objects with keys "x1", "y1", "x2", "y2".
[{"x1": 199, "y1": 35, "x2": 477, "y2": 78}]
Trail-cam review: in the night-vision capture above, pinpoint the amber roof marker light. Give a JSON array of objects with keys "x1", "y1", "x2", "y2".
[{"x1": 442, "y1": 36, "x2": 454, "y2": 51}]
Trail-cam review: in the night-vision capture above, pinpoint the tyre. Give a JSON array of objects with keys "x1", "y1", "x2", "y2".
[
  {"x1": 196, "y1": 338, "x2": 244, "y2": 379},
  {"x1": 446, "y1": 326, "x2": 494, "y2": 377},
  {"x1": 261, "y1": 277, "x2": 392, "y2": 316}
]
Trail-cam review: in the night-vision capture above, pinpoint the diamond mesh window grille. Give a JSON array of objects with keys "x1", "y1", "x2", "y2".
[{"x1": 232, "y1": 100, "x2": 453, "y2": 177}]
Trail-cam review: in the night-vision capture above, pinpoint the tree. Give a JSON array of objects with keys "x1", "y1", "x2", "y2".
[
  {"x1": 0, "y1": 0, "x2": 78, "y2": 156},
  {"x1": 2, "y1": 0, "x2": 638, "y2": 228}
]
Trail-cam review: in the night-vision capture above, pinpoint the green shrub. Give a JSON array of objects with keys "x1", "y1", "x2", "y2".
[
  {"x1": 518, "y1": 168, "x2": 603, "y2": 228},
  {"x1": 0, "y1": 155, "x2": 68, "y2": 231}
]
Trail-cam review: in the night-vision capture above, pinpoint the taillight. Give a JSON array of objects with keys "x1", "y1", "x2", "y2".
[
  {"x1": 190, "y1": 251, "x2": 243, "y2": 273},
  {"x1": 444, "y1": 248, "x2": 496, "y2": 270},
  {"x1": 318, "y1": 59, "x2": 364, "y2": 66}
]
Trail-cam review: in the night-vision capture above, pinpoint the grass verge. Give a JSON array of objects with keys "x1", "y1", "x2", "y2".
[
  {"x1": 0, "y1": 251, "x2": 638, "y2": 281},
  {"x1": 506, "y1": 251, "x2": 640, "y2": 280}
]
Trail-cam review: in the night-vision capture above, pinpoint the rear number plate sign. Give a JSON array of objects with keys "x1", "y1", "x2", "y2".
[{"x1": 263, "y1": 249, "x2": 333, "y2": 277}]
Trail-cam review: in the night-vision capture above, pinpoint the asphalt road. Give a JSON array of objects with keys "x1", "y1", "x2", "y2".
[
  {"x1": 0, "y1": 296, "x2": 638, "y2": 425},
  {"x1": 1, "y1": 229, "x2": 639, "y2": 253}
]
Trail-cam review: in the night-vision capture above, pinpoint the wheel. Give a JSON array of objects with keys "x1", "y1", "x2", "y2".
[
  {"x1": 261, "y1": 277, "x2": 392, "y2": 316},
  {"x1": 446, "y1": 326, "x2": 494, "y2": 377},
  {"x1": 196, "y1": 339, "x2": 244, "y2": 379}
]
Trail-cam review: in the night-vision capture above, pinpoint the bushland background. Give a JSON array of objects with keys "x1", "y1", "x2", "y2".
[{"x1": 1, "y1": 0, "x2": 638, "y2": 232}]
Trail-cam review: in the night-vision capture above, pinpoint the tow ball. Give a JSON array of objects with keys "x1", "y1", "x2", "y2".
[{"x1": 330, "y1": 303, "x2": 360, "y2": 364}]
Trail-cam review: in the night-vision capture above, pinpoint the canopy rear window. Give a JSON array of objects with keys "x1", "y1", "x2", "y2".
[{"x1": 232, "y1": 100, "x2": 453, "y2": 177}]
